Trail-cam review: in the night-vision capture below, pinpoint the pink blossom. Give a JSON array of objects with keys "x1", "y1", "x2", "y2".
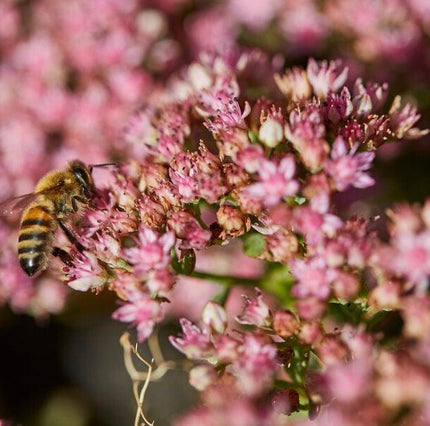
[
  {"x1": 122, "y1": 224, "x2": 175, "y2": 276},
  {"x1": 280, "y1": 3, "x2": 328, "y2": 55},
  {"x1": 217, "y1": 205, "x2": 250, "y2": 237},
  {"x1": 323, "y1": 87, "x2": 353, "y2": 124},
  {"x1": 273, "y1": 310, "x2": 299, "y2": 338},
  {"x1": 186, "y1": 9, "x2": 236, "y2": 55},
  {"x1": 374, "y1": 231, "x2": 430, "y2": 289},
  {"x1": 227, "y1": 0, "x2": 282, "y2": 32},
  {"x1": 306, "y1": 58, "x2": 348, "y2": 99},
  {"x1": 324, "y1": 136, "x2": 375, "y2": 191},
  {"x1": 236, "y1": 288, "x2": 271, "y2": 327},
  {"x1": 189, "y1": 364, "x2": 218, "y2": 391},
  {"x1": 235, "y1": 333, "x2": 278, "y2": 396},
  {"x1": 290, "y1": 256, "x2": 337, "y2": 300},
  {"x1": 112, "y1": 291, "x2": 163, "y2": 342},
  {"x1": 284, "y1": 104, "x2": 329, "y2": 170},
  {"x1": 246, "y1": 155, "x2": 299, "y2": 206},
  {"x1": 295, "y1": 296, "x2": 327, "y2": 320},
  {"x1": 353, "y1": 79, "x2": 389, "y2": 113},
  {"x1": 169, "y1": 318, "x2": 212, "y2": 359},
  {"x1": 263, "y1": 228, "x2": 299, "y2": 263},
  {"x1": 66, "y1": 251, "x2": 108, "y2": 292},
  {"x1": 274, "y1": 67, "x2": 312, "y2": 102},
  {"x1": 293, "y1": 206, "x2": 343, "y2": 247},
  {"x1": 213, "y1": 334, "x2": 241, "y2": 363},
  {"x1": 167, "y1": 210, "x2": 211, "y2": 250},
  {"x1": 235, "y1": 145, "x2": 264, "y2": 174},
  {"x1": 325, "y1": 358, "x2": 372, "y2": 403},
  {"x1": 0, "y1": 4, "x2": 19, "y2": 44},
  {"x1": 169, "y1": 152, "x2": 198, "y2": 202},
  {"x1": 389, "y1": 96, "x2": 429, "y2": 139},
  {"x1": 91, "y1": 232, "x2": 122, "y2": 265},
  {"x1": 146, "y1": 268, "x2": 176, "y2": 297}
]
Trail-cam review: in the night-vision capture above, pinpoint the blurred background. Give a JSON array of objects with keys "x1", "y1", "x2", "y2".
[{"x1": 1, "y1": 0, "x2": 430, "y2": 424}]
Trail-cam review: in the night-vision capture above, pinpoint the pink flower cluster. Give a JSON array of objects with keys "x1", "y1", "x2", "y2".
[
  {"x1": 0, "y1": 1, "x2": 430, "y2": 424},
  {"x1": 3, "y1": 54, "x2": 419, "y2": 423},
  {"x1": 183, "y1": 0, "x2": 430, "y2": 86},
  {"x1": 170, "y1": 300, "x2": 300, "y2": 424}
]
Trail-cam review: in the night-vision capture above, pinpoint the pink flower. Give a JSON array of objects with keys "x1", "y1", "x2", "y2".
[
  {"x1": 189, "y1": 364, "x2": 218, "y2": 391},
  {"x1": 273, "y1": 310, "x2": 299, "y2": 338},
  {"x1": 66, "y1": 251, "x2": 108, "y2": 292},
  {"x1": 376, "y1": 230, "x2": 430, "y2": 287},
  {"x1": 169, "y1": 318, "x2": 212, "y2": 359},
  {"x1": 306, "y1": 58, "x2": 348, "y2": 99},
  {"x1": 169, "y1": 152, "x2": 198, "y2": 202},
  {"x1": 274, "y1": 67, "x2": 312, "y2": 102},
  {"x1": 323, "y1": 87, "x2": 353, "y2": 124},
  {"x1": 92, "y1": 232, "x2": 122, "y2": 265},
  {"x1": 235, "y1": 333, "x2": 278, "y2": 396},
  {"x1": 227, "y1": 0, "x2": 282, "y2": 32},
  {"x1": 122, "y1": 224, "x2": 175, "y2": 276},
  {"x1": 213, "y1": 334, "x2": 241, "y2": 363},
  {"x1": 284, "y1": 104, "x2": 329, "y2": 170},
  {"x1": 167, "y1": 210, "x2": 211, "y2": 250},
  {"x1": 353, "y1": 79, "x2": 389, "y2": 113},
  {"x1": 146, "y1": 269, "x2": 176, "y2": 297},
  {"x1": 246, "y1": 155, "x2": 299, "y2": 206},
  {"x1": 112, "y1": 291, "x2": 163, "y2": 342},
  {"x1": 389, "y1": 96, "x2": 429, "y2": 139},
  {"x1": 280, "y1": 3, "x2": 327, "y2": 54},
  {"x1": 236, "y1": 288, "x2": 271, "y2": 327},
  {"x1": 290, "y1": 256, "x2": 336, "y2": 300},
  {"x1": 324, "y1": 136, "x2": 375, "y2": 191},
  {"x1": 235, "y1": 145, "x2": 265, "y2": 174},
  {"x1": 293, "y1": 206, "x2": 343, "y2": 247},
  {"x1": 325, "y1": 358, "x2": 372, "y2": 403}
]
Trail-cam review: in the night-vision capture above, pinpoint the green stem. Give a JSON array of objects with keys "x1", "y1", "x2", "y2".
[{"x1": 190, "y1": 270, "x2": 261, "y2": 287}]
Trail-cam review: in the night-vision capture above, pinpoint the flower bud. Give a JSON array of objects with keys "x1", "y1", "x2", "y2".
[
  {"x1": 217, "y1": 205, "x2": 249, "y2": 237},
  {"x1": 189, "y1": 364, "x2": 217, "y2": 391},
  {"x1": 273, "y1": 310, "x2": 299, "y2": 338},
  {"x1": 259, "y1": 116, "x2": 284, "y2": 148},
  {"x1": 202, "y1": 301, "x2": 227, "y2": 333}
]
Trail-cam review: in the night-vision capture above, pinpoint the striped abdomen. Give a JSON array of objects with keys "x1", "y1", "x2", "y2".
[{"x1": 18, "y1": 204, "x2": 56, "y2": 276}]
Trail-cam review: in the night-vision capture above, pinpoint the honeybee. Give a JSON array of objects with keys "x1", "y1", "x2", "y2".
[{"x1": 0, "y1": 160, "x2": 113, "y2": 276}]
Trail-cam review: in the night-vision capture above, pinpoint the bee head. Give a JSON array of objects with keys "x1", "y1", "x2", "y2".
[{"x1": 69, "y1": 160, "x2": 94, "y2": 199}]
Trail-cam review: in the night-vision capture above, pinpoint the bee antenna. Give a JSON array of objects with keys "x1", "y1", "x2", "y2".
[{"x1": 89, "y1": 162, "x2": 117, "y2": 173}]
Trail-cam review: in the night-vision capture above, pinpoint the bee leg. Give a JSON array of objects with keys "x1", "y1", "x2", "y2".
[
  {"x1": 57, "y1": 219, "x2": 86, "y2": 252},
  {"x1": 52, "y1": 247, "x2": 74, "y2": 267},
  {"x1": 71, "y1": 195, "x2": 88, "y2": 212}
]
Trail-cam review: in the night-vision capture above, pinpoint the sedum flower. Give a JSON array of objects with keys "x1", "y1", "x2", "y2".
[
  {"x1": 169, "y1": 318, "x2": 212, "y2": 360},
  {"x1": 324, "y1": 136, "x2": 375, "y2": 191},
  {"x1": 112, "y1": 291, "x2": 164, "y2": 342},
  {"x1": 306, "y1": 58, "x2": 348, "y2": 99},
  {"x1": 236, "y1": 288, "x2": 271, "y2": 328},
  {"x1": 246, "y1": 155, "x2": 299, "y2": 206}
]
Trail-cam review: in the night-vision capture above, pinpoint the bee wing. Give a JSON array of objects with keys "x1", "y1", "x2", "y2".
[
  {"x1": 0, "y1": 180, "x2": 67, "y2": 217},
  {"x1": 0, "y1": 193, "x2": 39, "y2": 216}
]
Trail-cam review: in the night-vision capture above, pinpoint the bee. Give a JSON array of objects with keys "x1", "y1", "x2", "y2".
[{"x1": 0, "y1": 160, "x2": 114, "y2": 277}]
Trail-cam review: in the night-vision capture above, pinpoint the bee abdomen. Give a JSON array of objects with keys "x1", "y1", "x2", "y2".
[{"x1": 18, "y1": 205, "x2": 55, "y2": 276}]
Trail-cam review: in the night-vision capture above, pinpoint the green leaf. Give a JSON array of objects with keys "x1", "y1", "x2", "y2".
[
  {"x1": 171, "y1": 249, "x2": 196, "y2": 275},
  {"x1": 261, "y1": 264, "x2": 295, "y2": 308},
  {"x1": 242, "y1": 232, "x2": 266, "y2": 258},
  {"x1": 248, "y1": 130, "x2": 259, "y2": 143},
  {"x1": 327, "y1": 300, "x2": 366, "y2": 325}
]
